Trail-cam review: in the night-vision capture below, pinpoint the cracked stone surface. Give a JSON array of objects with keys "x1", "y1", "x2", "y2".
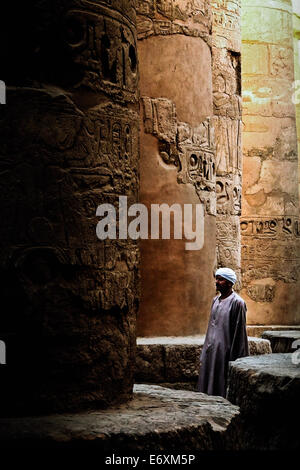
[
  {"x1": 227, "y1": 354, "x2": 300, "y2": 450},
  {"x1": 261, "y1": 330, "x2": 300, "y2": 352},
  {"x1": 0, "y1": 384, "x2": 239, "y2": 450}
]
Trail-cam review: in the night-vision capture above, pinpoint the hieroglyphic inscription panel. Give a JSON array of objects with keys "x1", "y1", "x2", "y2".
[
  {"x1": 64, "y1": 2, "x2": 138, "y2": 102},
  {"x1": 241, "y1": 216, "x2": 300, "y2": 301},
  {"x1": 142, "y1": 97, "x2": 216, "y2": 215},
  {"x1": 137, "y1": 0, "x2": 211, "y2": 41},
  {"x1": 212, "y1": 0, "x2": 242, "y2": 286}
]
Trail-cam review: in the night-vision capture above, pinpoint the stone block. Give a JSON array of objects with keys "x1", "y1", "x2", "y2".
[
  {"x1": 0, "y1": 384, "x2": 240, "y2": 451},
  {"x1": 247, "y1": 325, "x2": 300, "y2": 337},
  {"x1": 270, "y1": 45, "x2": 294, "y2": 79},
  {"x1": 248, "y1": 160, "x2": 298, "y2": 198},
  {"x1": 242, "y1": 157, "x2": 262, "y2": 190},
  {"x1": 242, "y1": 43, "x2": 269, "y2": 75},
  {"x1": 261, "y1": 330, "x2": 300, "y2": 352},
  {"x1": 135, "y1": 336, "x2": 272, "y2": 385},
  {"x1": 227, "y1": 353, "x2": 300, "y2": 450},
  {"x1": 247, "y1": 337, "x2": 272, "y2": 355},
  {"x1": 242, "y1": 5, "x2": 293, "y2": 46},
  {"x1": 135, "y1": 344, "x2": 165, "y2": 383},
  {"x1": 242, "y1": 76, "x2": 294, "y2": 116},
  {"x1": 164, "y1": 344, "x2": 202, "y2": 381}
]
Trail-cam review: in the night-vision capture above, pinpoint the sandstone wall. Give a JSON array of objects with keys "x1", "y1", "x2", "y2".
[
  {"x1": 241, "y1": 0, "x2": 300, "y2": 324},
  {"x1": 136, "y1": 0, "x2": 217, "y2": 336},
  {"x1": 0, "y1": 0, "x2": 140, "y2": 415}
]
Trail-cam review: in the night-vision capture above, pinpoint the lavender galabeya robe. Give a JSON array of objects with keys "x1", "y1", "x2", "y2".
[{"x1": 197, "y1": 291, "x2": 249, "y2": 397}]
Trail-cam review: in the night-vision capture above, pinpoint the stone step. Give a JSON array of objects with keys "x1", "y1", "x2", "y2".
[
  {"x1": 246, "y1": 325, "x2": 300, "y2": 338},
  {"x1": 0, "y1": 384, "x2": 239, "y2": 452},
  {"x1": 261, "y1": 330, "x2": 300, "y2": 353},
  {"x1": 227, "y1": 353, "x2": 300, "y2": 450},
  {"x1": 135, "y1": 336, "x2": 271, "y2": 385}
]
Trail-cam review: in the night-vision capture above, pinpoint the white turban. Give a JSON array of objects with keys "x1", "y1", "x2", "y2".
[{"x1": 215, "y1": 268, "x2": 237, "y2": 285}]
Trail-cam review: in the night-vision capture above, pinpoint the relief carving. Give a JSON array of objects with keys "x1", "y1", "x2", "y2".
[
  {"x1": 241, "y1": 215, "x2": 300, "y2": 285},
  {"x1": 246, "y1": 284, "x2": 275, "y2": 303},
  {"x1": 141, "y1": 96, "x2": 216, "y2": 215},
  {"x1": 213, "y1": 116, "x2": 242, "y2": 174},
  {"x1": 212, "y1": 0, "x2": 242, "y2": 288},
  {"x1": 216, "y1": 215, "x2": 241, "y2": 289},
  {"x1": 242, "y1": 256, "x2": 299, "y2": 284},
  {"x1": 216, "y1": 177, "x2": 241, "y2": 215},
  {"x1": 65, "y1": 5, "x2": 138, "y2": 101},
  {"x1": 270, "y1": 46, "x2": 294, "y2": 79},
  {"x1": 241, "y1": 217, "x2": 300, "y2": 239},
  {"x1": 0, "y1": 0, "x2": 140, "y2": 413},
  {"x1": 137, "y1": 0, "x2": 211, "y2": 41}
]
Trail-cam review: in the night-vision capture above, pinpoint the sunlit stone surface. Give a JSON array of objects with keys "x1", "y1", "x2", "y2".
[{"x1": 241, "y1": 0, "x2": 300, "y2": 326}]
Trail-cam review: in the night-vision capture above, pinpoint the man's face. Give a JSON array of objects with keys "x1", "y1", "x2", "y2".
[{"x1": 215, "y1": 275, "x2": 232, "y2": 293}]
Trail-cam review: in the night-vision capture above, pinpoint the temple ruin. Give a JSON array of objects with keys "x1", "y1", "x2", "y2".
[{"x1": 0, "y1": 0, "x2": 299, "y2": 454}]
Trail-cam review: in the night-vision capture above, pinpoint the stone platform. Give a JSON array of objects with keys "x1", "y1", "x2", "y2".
[
  {"x1": 135, "y1": 336, "x2": 271, "y2": 386},
  {"x1": 261, "y1": 330, "x2": 300, "y2": 353},
  {"x1": 0, "y1": 384, "x2": 239, "y2": 451},
  {"x1": 227, "y1": 354, "x2": 300, "y2": 450},
  {"x1": 246, "y1": 325, "x2": 300, "y2": 338}
]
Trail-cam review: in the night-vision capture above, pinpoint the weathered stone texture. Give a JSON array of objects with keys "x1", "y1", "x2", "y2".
[
  {"x1": 212, "y1": 0, "x2": 243, "y2": 291},
  {"x1": 241, "y1": 0, "x2": 300, "y2": 325},
  {"x1": 135, "y1": 336, "x2": 271, "y2": 385},
  {"x1": 0, "y1": 384, "x2": 240, "y2": 451},
  {"x1": 293, "y1": 0, "x2": 300, "y2": 197},
  {"x1": 137, "y1": 0, "x2": 217, "y2": 336},
  {"x1": 247, "y1": 337, "x2": 273, "y2": 355},
  {"x1": 0, "y1": 0, "x2": 140, "y2": 415},
  {"x1": 247, "y1": 325, "x2": 300, "y2": 337},
  {"x1": 137, "y1": 0, "x2": 212, "y2": 42},
  {"x1": 227, "y1": 354, "x2": 300, "y2": 450},
  {"x1": 261, "y1": 330, "x2": 300, "y2": 353}
]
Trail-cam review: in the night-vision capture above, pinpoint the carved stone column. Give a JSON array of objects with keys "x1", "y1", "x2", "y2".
[
  {"x1": 0, "y1": 0, "x2": 140, "y2": 414},
  {"x1": 241, "y1": 0, "x2": 300, "y2": 324},
  {"x1": 137, "y1": 0, "x2": 216, "y2": 336},
  {"x1": 211, "y1": 0, "x2": 243, "y2": 291},
  {"x1": 293, "y1": 0, "x2": 300, "y2": 197}
]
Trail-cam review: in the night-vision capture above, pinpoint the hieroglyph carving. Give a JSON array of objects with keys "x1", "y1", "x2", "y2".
[
  {"x1": 65, "y1": 3, "x2": 138, "y2": 102},
  {"x1": 241, "y1": 216, "x2": 300, "y2": 239},
  {"x1": 142, "y1": 96, "x2": 216, "y2": 215},
  {"x1": 0, "y1": 89, "x2": 140, "y2": 314},
  {"x1": 212, "y1": 116, "x2": 242, "y2": 174},
  {"x1": 216, "y1": 177, "x2": 241, "y2": 215},
  {"x1": 216, "y1": 217, "x2": 241, "y2": 266},
  {"x1": 212, "y1": 0, "x2": 241, "y2": 33},
  {"x1": 241, "y1": 217, "x2": 300, "y2": 286},
  {"x1": 136, "y1": 0, "x2": 211, "y2": 40},
  {"x1": 0, "y1": 0, "x2": 140, "y2": 413}
]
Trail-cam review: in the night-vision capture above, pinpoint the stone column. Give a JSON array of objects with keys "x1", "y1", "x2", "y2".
[
  {"x1": 211, "y1": 0, "x2": 243, "y2": 290},
  {"x1": 136, "y1": 0, "x2": 216, "y2": 336},
  {"x1": 292, "y1": 0, "x2": 300, "y2": 197},
  {"x1": 0, "y1": 0, "x2": 140, "y2": 415},
  {"x1": 241, "y1": 0, "x2": 300, "y2": 324}
]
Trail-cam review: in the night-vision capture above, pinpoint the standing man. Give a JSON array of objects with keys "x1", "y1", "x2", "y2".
[{"x1": 197, "y1": 267, "x2": 249, "y2": 397}]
